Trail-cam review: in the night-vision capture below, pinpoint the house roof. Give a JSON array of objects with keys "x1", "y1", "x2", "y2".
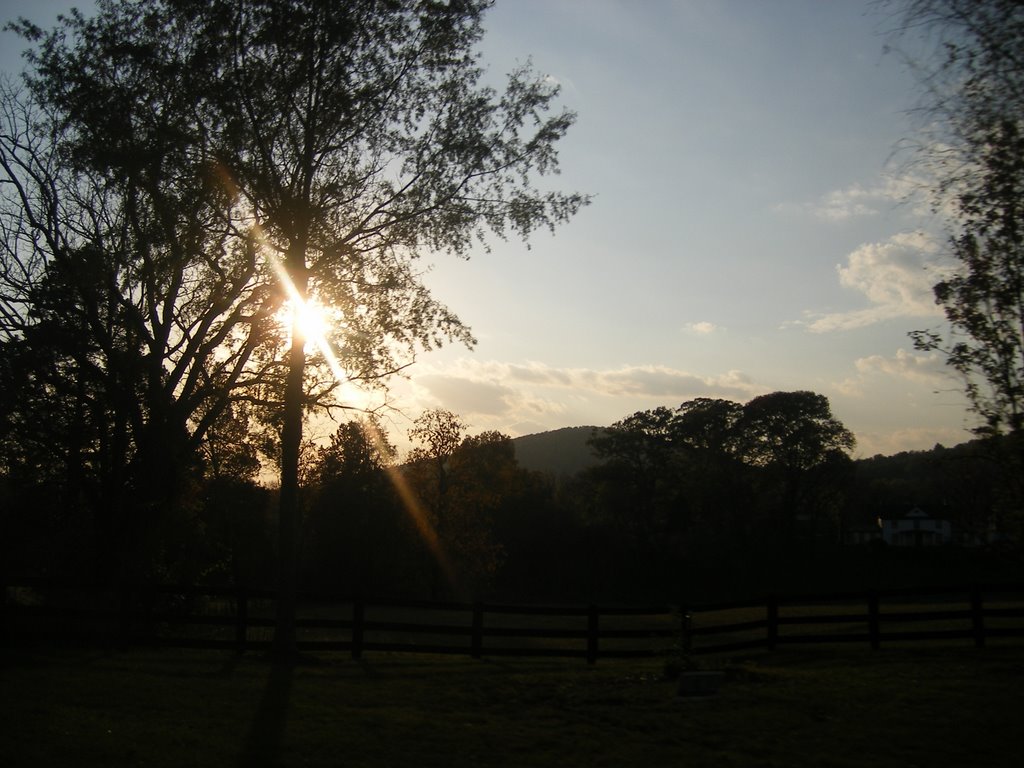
[{"x1": 881, "y1": 505, "x2": 950, "y2": 522}]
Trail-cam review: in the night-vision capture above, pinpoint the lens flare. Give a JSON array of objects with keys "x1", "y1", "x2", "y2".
[
  {"x1": 250, "y1": 222, "x2": 454, "y2": 591},
  {"x1": 364, "y1": 419, "x2": 456, "y2": 589},
  {"x1": 263, "y1": 250, "x2": 347, "y2": 386},
  {"x1": 293, "y1": 298, "x2": 329, "y2": 345}
]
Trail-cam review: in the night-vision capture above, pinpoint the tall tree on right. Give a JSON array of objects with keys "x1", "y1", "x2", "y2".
[
  {"x1": 894, "y1": 1, "x2": 1024, "y2": 438},
  {"x1": 893, "y1": 0, "x2": 1024, "y2": 535}
]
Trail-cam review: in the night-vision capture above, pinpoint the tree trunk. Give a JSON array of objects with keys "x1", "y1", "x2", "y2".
[{"x1": 273, "y1": 259, "x2": 308, "y2": 660}]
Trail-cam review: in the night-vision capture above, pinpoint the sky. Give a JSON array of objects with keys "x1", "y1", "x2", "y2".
[{"x1": 0, "y1": 1, "x2": 976, "y2": 458}]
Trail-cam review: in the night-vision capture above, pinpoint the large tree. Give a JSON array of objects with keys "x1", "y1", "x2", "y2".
[
  {"x1": 0, "y1": 73, "x2": 275, "y2": 581},
  {"x1": 910, "y1": 119, "x2": 1024, "y2": 438},
  {"x1": 303, "y1": 417, "x2": 404, "y2": 595},
  {"x1": 587, "y1": 392, "x2": 854, "y2": 563},
  {"x1": 587, "y1": 406, "x2": 681, "y2": 555},
  {"x1": 734, "y1": 391, "x2": 855, "y2": 542},
  {"x1": 2, "y1": 0, "x2": 587, "y2": 653},
  {"x1": 403, "y1": 413, "x2": 520, "y2": 597},
  {"x1": 891, "y1": 1, "x2": 1024, "y2": 438},
  {"x1": 892, "y1": 0, "x2": 1024, "y2": 536}
]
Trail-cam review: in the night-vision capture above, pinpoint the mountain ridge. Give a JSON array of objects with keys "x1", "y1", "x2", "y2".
[
  {"x1": 511, "y1": 425, "x2": 604, "y2": 476},
  {"x1": 510, "y1": 425, "x2": 988, "y2": 479}
]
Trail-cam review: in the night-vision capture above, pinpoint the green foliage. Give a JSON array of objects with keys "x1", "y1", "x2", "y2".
[
  {"x1": 299, "y1": 417, "x2": 412, "y2": 595},
  {"x1": 585, "y1": 391, "x2": 856, "y2": 572},
  {"x1": 404, "y1": 411, "x2": 509, "y2": 597},
  {"x1": 734, "y1": 391, "x2": 855, "y2": 471},
  {"x1": 853, "y1": 434, "x2": 1024, "y2": 547},
  {"x1": 894, "y1": 0, "x2": 1024, "y2": 537},
  {"x1": 910, "y1": 117, "x2": 1024, "y2": 437}
]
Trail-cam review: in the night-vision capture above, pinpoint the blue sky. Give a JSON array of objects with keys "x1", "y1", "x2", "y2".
[
  {"x1": 397, "y1": 0, "x2": 968, "y2": 458},
  {"x1": 1, "y1": 1, "x2": 974, "y2": 457}
]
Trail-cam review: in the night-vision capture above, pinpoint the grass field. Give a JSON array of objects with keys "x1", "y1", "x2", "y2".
[{"x1": 2, "y1": 645, "x2": 1023, "y2": 767}]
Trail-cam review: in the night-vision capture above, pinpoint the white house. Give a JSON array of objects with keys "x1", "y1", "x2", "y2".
[{"x1": 880, "y1": 507, "x2": 952, "y2": 547}]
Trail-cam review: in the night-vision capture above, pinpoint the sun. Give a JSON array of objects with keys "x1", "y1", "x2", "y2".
[
  {"x1": 279, "y1": 295, "x2": 348, "y2": 384},
  {"x1": 293, "y1": 297, "x2": 330, "y2": 345},
  {"x1": 275, "y1": 297, "x2": 330, "y2": 348},
  {"x1": 256, "y1": 230, "x2": 348, "y2": 385}
]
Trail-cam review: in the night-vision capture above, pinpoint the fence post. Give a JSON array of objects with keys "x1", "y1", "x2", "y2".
[
  {"x1": 351, "y1": 599, "x2": 365, "y2": 660},
  {"x1": 471, "y1": 602, "x2": 484, "y2": 659},
  {"x1": 970, "y1": 585, "x2": 986, "y2": 648},
  {"x1": 766, "y1": 595, "x2": 779, "y2": 651},
  {"x1": 586, "y1": 604, "x2": 599, "y2": 666},
  {"x1": 868, "y1": 591, "x2": 881, "y2": 650},
  {"x1": 680, "y1": 604, "x2": 692, "y2": 659},
  {"x1": 0, "y1": 580, "x2": 7, "y2": 647},
  {"x1": 235, "y1": 587, "x2": 248, "y2": 654},
  {"x1": 118, "y1": 584, "x2": 131, "y2": 651}
]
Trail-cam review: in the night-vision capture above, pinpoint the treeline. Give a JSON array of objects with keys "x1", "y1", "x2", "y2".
[{"x1": 4, "y1": 390, "x2": 1019, "y2": 604}]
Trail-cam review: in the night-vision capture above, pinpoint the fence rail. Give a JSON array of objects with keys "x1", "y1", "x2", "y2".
[
  {"x1": 3, "y1": 580, "x2": 1023, "y2": 664},
  {"x1": 686, "y1": 583, "x2": 1024, "y2": 655}
]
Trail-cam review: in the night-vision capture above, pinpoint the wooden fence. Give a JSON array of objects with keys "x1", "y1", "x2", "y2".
[
  {"x1": 3, "y1": 581, "x2": 1024, "y2": 664},
  {"x1": 684, "y1": 583, "x2": 1024, "y2": 655}
]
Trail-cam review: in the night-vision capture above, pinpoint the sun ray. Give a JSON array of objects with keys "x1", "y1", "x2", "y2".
[
  {"x1": 251, "y1": 223, "x2": 455, "y2": 590},
  {"x1": 259, "y1": 235, "x2": 348, "y2": 386},
  {"x1": 357, "y1": 417, "x2": 456, "y2": 591}
]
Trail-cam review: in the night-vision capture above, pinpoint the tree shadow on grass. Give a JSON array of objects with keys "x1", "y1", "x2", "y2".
[{"x1": 237, "y1": 661, "x2": 293, "y2": 768}]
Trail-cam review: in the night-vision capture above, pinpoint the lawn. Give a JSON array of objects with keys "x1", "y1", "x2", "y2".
[{"x1": 2, "y1": 645, "x2": 1022, "y2": 767}]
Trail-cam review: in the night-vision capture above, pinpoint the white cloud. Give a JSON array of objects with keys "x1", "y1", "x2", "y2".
[
  {"x1": 854, "y1": 426, "x2": 972, "y2": 458},
  {"x1": 507, "y1": 363, "x2": 574, "y2": 387},
  {"x1": 832, "y1": 377, "x2": 866, "y2": 399},
  {"x1": 854, "y1": 348, "x2": 949, "y2": 385},
  {"x1": 806, "y1": 231, "x2": 952, "y2": 332},
  {"x1": 778, "y1": 175, "x2": 932, "y2": 222},
  {"x1": 472, "y1": 360, "x2": 758, "y2": 400},
  {"x1": 399, "y1": 359, "x2": 765, "y2": 436},
  {"x1": 812, "y1": 184, "x2": 882, "y2": 221},
  {"x1": 829, "y1": 347, "x2": 952, "y2": 402},
  {"x1": 827, "y1": 348, "x2": 973, "y2": 456},
  {"x1": 597, "y1": 366, "x2": 756, "y2": 398},
  {"x1": 417, "y1": 375, "x2": 516, "y2": 415},
  {"x1": 684, "y1": 321, "x2": 718, "y2": 335}
]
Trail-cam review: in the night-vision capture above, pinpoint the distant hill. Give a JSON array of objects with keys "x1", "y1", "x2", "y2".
[
  {"x1": 512, "y1": 426, "x2": 604, "y2": 476},
  {"x1": 511, "y1": 425, "x2": 990, "y2": 484}
]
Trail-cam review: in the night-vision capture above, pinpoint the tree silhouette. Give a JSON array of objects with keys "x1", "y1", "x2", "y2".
[
  {"x1": 303, "y1": 417, "x2": 402, "y2": 596},
  {"x1": 2, "y1": 1, "x2": 587, "y2": 653},
  {"x1": 587, "y1": 392, "x2": 855, "y2": 570},
  {"x1": 1, "y1": 71, "x2": 280, "y2": 581},
  {"x1": 735, "y1": 391, "x2": 855, "y2": 472},
  {"x1": 440, "y1": 430, "x2": 513, "y2": 594},
  {"x1": 402, "y1": 414, "x2": 518, "y2": 597},
  {"x1": 891, "y1": 0, "x2": 1024, "y2": 534},
  {"x1": 891, "y1": 0, "x2": 1024, "y2": 439},
  {"x1": 588, "y1": 406, "x2": 681, "y2": 557},
  {"x1": 734, "y1": 391, "x2": 855, "y2": 543}
]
